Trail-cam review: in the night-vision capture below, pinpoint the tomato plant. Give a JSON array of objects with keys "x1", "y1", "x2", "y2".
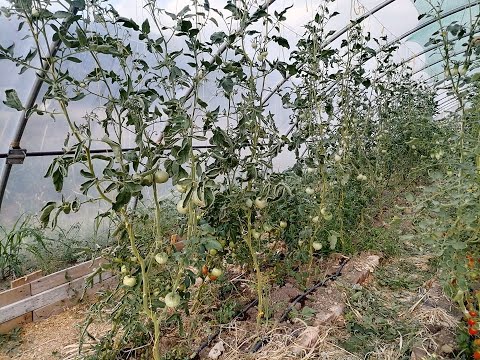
[{"x1": 1, "y1": 0, "x2": 478, "y2": 357}]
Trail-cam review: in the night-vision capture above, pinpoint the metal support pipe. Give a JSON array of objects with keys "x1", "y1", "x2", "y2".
[
  {"x1": 438, "y1": 101, "x2": 459, "y2": 113},
  {"x1": 0, "y1": 145, "x2": 214, "y2": 160},
  {"x1": 0, "y1": 7, "x2": 79, "y2": 212},
  {"x1": 276, "y1": 2, "x2": 480, "y2": 158},
  {"x1": 319, "y1": 2, "x2": 480, "y2": 104},
  {"x1": 412, "y1": 49, "x2": 468, "y2": 76},
  {"x1": 438, "y1": 98, "x2": 458, "y2": 110}
]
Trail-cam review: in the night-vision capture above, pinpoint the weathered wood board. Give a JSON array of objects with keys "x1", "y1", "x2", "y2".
[{"x1": 0, "y1": 258, "x2": 116, "y2": 333}]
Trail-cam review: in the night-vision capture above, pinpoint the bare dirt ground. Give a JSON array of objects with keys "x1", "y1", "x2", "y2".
[{"x1": 0, "y1": 302, "x2": 109, "y2": 360}]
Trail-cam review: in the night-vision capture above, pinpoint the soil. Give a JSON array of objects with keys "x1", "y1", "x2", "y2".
[{"x1": 0, "y1": 303, "x2": 110, "y2": 360}]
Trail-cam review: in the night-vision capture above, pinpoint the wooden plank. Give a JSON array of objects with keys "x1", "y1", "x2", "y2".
[
  {"x1": 32, "y1": 275, "x2": 118, "y2": 322},
  {"x1": 86, "y1": 275, "x2": 118, "y2": 296},
  {"x1": 0, "y1": 271, "x2": 114, "y2": 324},
  {"x1": 0, "y1": 313, "x2": 32, "y2": 334},
  {"x1": 32, "y1": 297, "x2": 77, "y2": 321},
  {"x1": 30, "y1": 258, "x2": 105, "y2": 295},
  {"x1": 11, "y1": 270, "x2": 43, "y2": 288},
  {"x1": 0, "y1": 283, "x2": 30, "y2": 307},
  {"x1": 0, "y1": 277, "x2": 84, "y2": 323}
]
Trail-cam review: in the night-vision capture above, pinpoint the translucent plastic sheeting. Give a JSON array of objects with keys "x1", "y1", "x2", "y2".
[
  {"x1": 0, "y1": 152, "x2": 175, "y2": 228},
  {"x1": 0, "y1": 0, "x2": 445, "y2": 157},
  {"x1": 0, "y1": 12, "x2": 37, "y2": 155},
  {"x1": 1, "y1": 155, "x2": 96, "y2": 227},
  {"x1": 408, "y1": 0, "x2": 480, "y2": 77},
  {"x1": 1, "y1": 0, "x2": 478, "y2": 227}
]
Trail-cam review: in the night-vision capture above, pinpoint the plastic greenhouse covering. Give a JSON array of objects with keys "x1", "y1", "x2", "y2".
[{"x1": 0, "y1": 0, "x2": 478, "y2": 235}]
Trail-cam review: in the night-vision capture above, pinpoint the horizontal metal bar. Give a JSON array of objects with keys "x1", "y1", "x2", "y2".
[{"x1": 0, "y1": 145, "x2": 215, "y2": 160}]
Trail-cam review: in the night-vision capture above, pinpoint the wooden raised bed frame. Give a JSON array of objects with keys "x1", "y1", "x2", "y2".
[{"x1": 0, "y1": 258, "x2": 117, "y2": 334}]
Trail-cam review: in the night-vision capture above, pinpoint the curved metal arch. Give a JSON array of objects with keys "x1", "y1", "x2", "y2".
[
  {"x1": 438, "y1": 97, "x2": 458, "y2": 110},
  {"x1": 315, "y1": 1, "x2": 480, "y2": 104},
  {"x1": 412, "y1": 48, "x2": 467, "y2": 76},
  {"x1": 404, "y1": 28, "x2": 480, "y2": 68},
  {"x1": 438, "y1": 101, "x2": 460, "y2": 113},
  {"x1": 271, "y1": 0, "x2": 480, "y2": 113},
  {"x1": 435, "y1": 91, "x2": 454, "y2": 105},
  {"x1": 437, "y1": 84, "x2": 476, "y2": 109}
]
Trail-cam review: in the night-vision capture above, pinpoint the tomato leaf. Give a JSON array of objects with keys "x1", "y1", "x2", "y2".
[{"x1": 3, "y1": 89, "x2": 24, "y2": 111}]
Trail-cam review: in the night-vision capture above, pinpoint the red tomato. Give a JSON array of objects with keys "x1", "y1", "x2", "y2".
[
  {"x1": 473, "y1": 351, "x2": 480, "y2": 360},
  {"x1": 470, "y1": 311, "x2": 478, "y2": 317},
  {"x1": 469, "y1": 319, "x2": 477, "y2": 326},
  {"x1": 469, "y1": 327, "x2": 479, "y2": 336}
]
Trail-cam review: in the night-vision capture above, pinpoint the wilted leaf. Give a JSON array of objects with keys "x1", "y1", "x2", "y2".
[{"x1": 3, "y1": 89, "x2": 24, "y2": 111}]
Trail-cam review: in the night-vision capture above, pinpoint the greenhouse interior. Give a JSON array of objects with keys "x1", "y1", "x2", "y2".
[{"x1": 0, "y1": 0, "x2": 479, "y2": 358}]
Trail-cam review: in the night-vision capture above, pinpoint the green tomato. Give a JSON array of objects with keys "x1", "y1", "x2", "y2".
[
  {"x1": 252, "y1": 230, "x2": 261, "y2": 239},
  {"x1": 132, "y1": 173, "x2": 143, "y2": 182},
  {"x1": 279, "y1": 221, "x2": 288, "y2": 229},
  {"x1": 164, "y1": 292, "x2": 181, "y2": 308},
  {"x1": 209, "y1": 249, "x2": 218, "y2": 256},
  {"x1": 155, "y1": 253, "x2": 168, "y2": 265},
  {"x1": 211, "y1": 268, "x2": 223, "y2": 277},
  {"x1": 254, "y1": 198, "x2": 267, "y2": 209},
  {"x1": 176, "y1": 200, "x2": 188, "y2": 214},
  {"x1": 459, "y1": 66, "x2": 468, "y2": 75},
  {"x1": 263, "y1": 223, "x2": 273, "y2": 232},
  {"x1": 305, "y1": 187, "x2": 315, "y2": 195},
  {"x1": 141, "y1": 174, "x2": 153, "y2": 186},
  {"x1": 323, "y1": 212, "x2": 333, "y2": 221},
  {"x1": 123, "y1": 275, "x2": 136, "y2": 287},
  {"x1": 120, "y1": 265, "x2": 128, "y2": 274},
  {"x1": 312, "y1": 242, "x2": 322, "y2": 251},
  {"x1": 193, "y1": 191, "x2": 206, "y2": 207},
  {"x1": 176, "y1": 184, "x2": 187, "y2": 193},
  {"x1": 154, "y1": 170, "x2": 169, "y2": 184}
]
